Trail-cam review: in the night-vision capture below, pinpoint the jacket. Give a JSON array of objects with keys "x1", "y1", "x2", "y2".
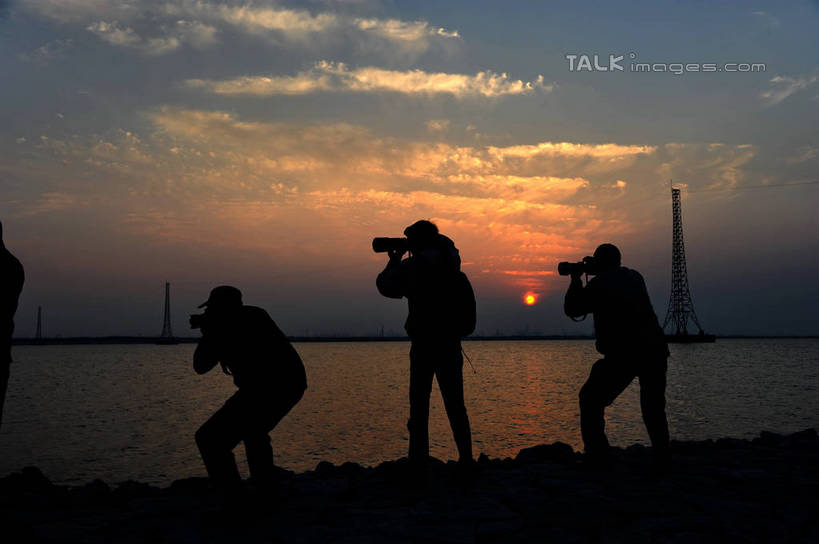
[
  {"x1": 377, "y1": 235, "x2": 473, "y2": 340},
  {"x1": 564, "y1": 266, "x2": 668, "y2": 358},
  {"x1": 194, "y1": 305, "x2": 307, "y2": 393}
]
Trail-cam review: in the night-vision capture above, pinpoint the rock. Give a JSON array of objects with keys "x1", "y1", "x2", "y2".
[
  {"x1": 753, "y1": 431, "x2": 786, "y2": 447},
  {"x1": 670, "y1": 438, "x2": 714, "y2": 454},
  {"x1": 0, "y1": 466, "x2": 53, "y2": 495},
  {"x1": 515, "y1": 442, "x2": 576, "y2": 464},
  {"x1": 715, "y1": 437, "x2": 748, "y2": 449},
  {"x1": 1, "y1": 429, "x2": 817, "y2": 542},
  {"x1": 70, "y1": 479, "x2": 111, "y2": 504},
  {"x1": 167, "y1": 476, "x2": 210, "y2": 495},
  {"x1": 114, "y1": 480, "x2": 161, "y2": 499},
  {"x1": 314, "y1": 460, "x2": 336, "y2": 476},
  {"x1": 789, "y1": 428, "x2": 818, "y2": 449},
  {"x1": 21, "y1": 466, "x2": 53, "y2": 490}
]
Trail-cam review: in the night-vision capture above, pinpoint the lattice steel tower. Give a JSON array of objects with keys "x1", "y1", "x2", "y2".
[
  {"x1": 160, "y1": 282, "x2": 174, "y2": 339},
  {"x1": 35, "y1": 306, "x2": 42, "y2": 339},
  {"x1": 663, "y1": 187, "x2": 705, "y2": 336}
]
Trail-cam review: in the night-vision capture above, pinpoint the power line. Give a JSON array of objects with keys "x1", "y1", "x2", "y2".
[{"x1": 683, "y1": 180, "x2": 819, "y2": 194}]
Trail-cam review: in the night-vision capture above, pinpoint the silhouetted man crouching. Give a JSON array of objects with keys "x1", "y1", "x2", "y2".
[
  {"x1": 563, "y1": 244, "x2": 670, "y2": 466},
  {"x1": 377, "y1": 221, "x2": 476, "y2": 467},
  {"x1": 191, "y1": 286, "x2": 306, "y2": 493}
]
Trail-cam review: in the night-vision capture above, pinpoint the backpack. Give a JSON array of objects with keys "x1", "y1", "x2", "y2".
[{"x1": 452, "y1": 271, "x2": 476, "y2": 337}]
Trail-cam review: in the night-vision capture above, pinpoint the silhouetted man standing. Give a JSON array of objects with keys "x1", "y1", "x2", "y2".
[
  {"x1": 0, "y1": 221, "x2": 24, "y2": 430},
  {"x1": 564, "y1": 243, "x2": 670, "y2": 466},
  {"x1": 191, "y1": 286, "x2": 306, "y2": 493},
  {"x1": 377, "y1": 220, "x2": 475, "y2": 468}
]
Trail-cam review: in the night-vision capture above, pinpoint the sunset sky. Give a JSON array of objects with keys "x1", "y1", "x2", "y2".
[{"x1": 2, "y1": 1, "x2": 818, "y2": 337}]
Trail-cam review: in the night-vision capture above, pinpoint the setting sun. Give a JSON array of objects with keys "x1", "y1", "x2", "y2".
[{"x1": 523, "y1": 292, "x2": 538, "y2": 306}]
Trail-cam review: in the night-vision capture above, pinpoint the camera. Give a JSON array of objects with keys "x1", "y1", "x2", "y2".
[
  {"x1": 558, "y1": 256, "x2": 599, "y2": 276},
  {"x1": 372, "y1": 237, "x2": 409, "y2": 253},
  {"x1": 189, "y1": 313, "x2": 206, "y2": 329}
]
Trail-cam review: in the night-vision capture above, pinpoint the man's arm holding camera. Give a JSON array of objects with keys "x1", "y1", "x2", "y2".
[
  {"x1": 376, "y1": 249, "x2": 408, "y2": 299},
  {"x1": 191, "y1": 314, "x2": 222, "y2": 375},
  {"x1": 193, "y1": 339, "x2": 221, "y2": 375},
  {"x1": 564, "y1": 270, "x2": 593, "y2": 318}
]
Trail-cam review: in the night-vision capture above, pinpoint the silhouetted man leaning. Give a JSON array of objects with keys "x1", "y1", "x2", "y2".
[
  {"x1": 1, "y1": 221, "x2": 24, "y2": 430},
  {"x1": 377, "y1": 220, "x2": 476, "y2": 469},
  {"x1": 191, "y1": 286, "x2": 306, "y2": 495},
  {"x1": 563, "y1": 243, "x2": 670, "y2": 467}
]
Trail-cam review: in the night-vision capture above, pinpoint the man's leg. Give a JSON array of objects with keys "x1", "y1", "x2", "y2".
[
  {"x1": 0, "y1": 357, "x2": 9, "y2": 431},
  {"x1": 195, "y1": 393, "x2": 246, "y2": 491},
  {"x1": 244, "y1": 433, "x2": 274, "y2": 483},
  {"x1": 434, "y1": 342, "x2": 472, "y2": 463},
  {"x1": 638, "y1": 358, "x2": 670, "y2": 460},
  {"x1": 408, "y1": 342, "x2": 435, "y2": 463},
  {"x1": 244, "y1": 389, "x2": 304, "y2": 483},
  {"x1": 578, "y1": 357, "x2": 635, "y2": 458}
]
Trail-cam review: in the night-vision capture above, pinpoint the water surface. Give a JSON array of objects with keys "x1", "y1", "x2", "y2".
[{"x1": 1, "y1": 339, "x2": 817, "y2": 485}]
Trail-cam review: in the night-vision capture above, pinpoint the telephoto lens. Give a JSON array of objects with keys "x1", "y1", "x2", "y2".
[
  {"x1": 372, "y1": 237, "x2": 409, "y2": 253},
  {"x1": 558, "y1": 261, "x2": 582, "y2": 276}
]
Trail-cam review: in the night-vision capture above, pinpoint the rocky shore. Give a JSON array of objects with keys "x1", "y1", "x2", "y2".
[{"x1": 1, "y1": 430, "x2": 817, "y2": 543}]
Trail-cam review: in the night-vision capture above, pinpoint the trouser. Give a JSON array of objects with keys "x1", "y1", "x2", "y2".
[
  {"x1": 195, "y1": 387, "x2": 303, "y2": 490},
  {"x1": 578, "y1": 355, "x2": 669, "y2": 458},
  {"x1": 0, "y1": 338, "x2": 11, "y2": 431},
  {"x1": 0, "y1": 358, "x2": 8, "y2": 431},
  {"x1": 408, "y1": 339, "x2": 472, "y2": 463}
]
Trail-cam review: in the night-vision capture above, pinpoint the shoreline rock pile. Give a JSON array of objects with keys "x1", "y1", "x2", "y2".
[{"x1": 1, "y1": 429, "x2": 817, "y2": 542}]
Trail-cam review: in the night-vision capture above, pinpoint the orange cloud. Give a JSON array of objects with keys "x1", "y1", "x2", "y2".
[{"x1": 22, "y1": 108, "x2": 756, "y2": 295}]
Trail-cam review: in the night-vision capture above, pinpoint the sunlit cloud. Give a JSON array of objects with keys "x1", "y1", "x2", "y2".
[
  {"x1": 354, "y1": 17, "x2": 459, "y2": 50},
  {"x1": 12, "y1": 106, "x2": 762, "y2": 296},
  {"x1": 425, "y1": 120, "x2": 450, "y2": 132},
  {"x1": 85, "y1": 19, "x2": 218, "y2": 55},
  {"x1": 162, "y1": 2, "x2": 338, "y2": 37},
  {"x1": 760, "y1": 75, "x2": 818, "y2": 106},
  {"x1": 488, "y1": 142, "x2": 655, "y2": 160},
  {"x1": 25, "y1": 1, "x2": 457, "y2": 57},
  {"x1": 162, "y1": 1, "x2": 458, "y2": 52},
  {"x1": 656, "y1": 143, "x2": 756, "y2": 190},
  {"x1": 86, "y1": 21, "x2": 142, "y2": 48},
  {"x1": 18, "y1": 38, "x2": 74, "y2": 65},
  {"x1": 185, "y1": 61, "x2": 551, "y2": 98},
  {"x1": 174, "y1": 20, "x2": 219, "y2": 48},
  {"x1": 443, "y1": 175, "x2": 589, "y2": 202},
  {"x1": 24, "y1": 0, "x2": 141, "y2": 24},
  {"x1": 786, "y1": 146, "x2": 819, "y2": 165},
  {"x1": 751, "y1": 10, "x2": 780, "y2": 28},
  {"x1": 131, "y1": 109, "x2": 659, "y2": 291},
  {"x1": 16, "y1": 192, "x2": 86, "y2": 217}
]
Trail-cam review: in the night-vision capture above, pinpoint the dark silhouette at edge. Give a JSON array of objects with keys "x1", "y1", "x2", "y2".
[
  {"x1": 563, "y1": 243, "x2": 670, "y2": 467},
  {"x1": 0, "y1": 221, "x2": 24, "y2": 430},
  {"x1": 190, "y1": 285, "x2": 307, "y2": 497},
  {"x1": 376, "y1": 220, "x2": 476, "y2": 470}
]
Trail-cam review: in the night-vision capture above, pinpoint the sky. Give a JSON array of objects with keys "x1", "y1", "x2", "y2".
[{"x1": 1, "y1": 0, "x2": 818, "y2": 337}]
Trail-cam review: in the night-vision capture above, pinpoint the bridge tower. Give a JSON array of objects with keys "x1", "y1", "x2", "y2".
[
  {"x1": 160, "y1": 282, "x2": 174, "y2": 339},
  {"x1": 35, "y1": 306, "x2": 42, "y2": 339}
]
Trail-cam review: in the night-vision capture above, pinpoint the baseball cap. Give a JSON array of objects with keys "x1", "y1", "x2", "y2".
[{"x1": 198, "y1": 285, "x2": 243, "y2": 309}]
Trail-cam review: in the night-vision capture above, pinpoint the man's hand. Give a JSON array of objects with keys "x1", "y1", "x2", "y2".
[{"x1": 387, "y1": 248, "x2": 406, "y2": 263}]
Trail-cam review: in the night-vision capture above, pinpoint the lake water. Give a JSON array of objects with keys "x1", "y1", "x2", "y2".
[{"x1": 1, "y1": 339, "x2": 817, "y2": 485}]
